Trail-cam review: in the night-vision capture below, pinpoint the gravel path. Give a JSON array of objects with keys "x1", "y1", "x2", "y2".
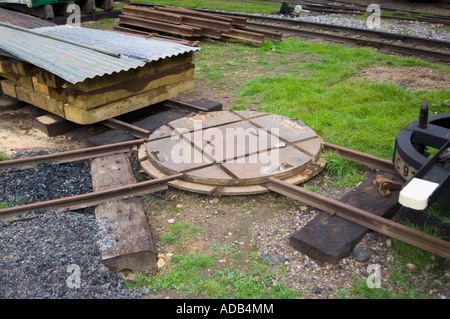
[{"x1": 0, "y1": 153, "x2": 148, "y2": 299}]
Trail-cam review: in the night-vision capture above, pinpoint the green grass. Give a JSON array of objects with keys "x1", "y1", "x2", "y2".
[
  {"x1": 323, "y1": 151, "x2": 366, "y2": 186},
  {"x1": 337, "y1": 220, "x2": 448, "y2": 299},
  {"x1": 194, "y1": 38, "x2": 450, "y2": 160},
  {"x1": 126, "y1": 252, "x2": 300, "y2": 298},
  {"x1": 161, "y1": 222, "x2": 202, "y2": 244},
  {"x1": 134, "y1": 0, "x2": 281, "y2": 14},
  {"x1": 0, "y1": 151, "x2": 8, "y2": 161}
]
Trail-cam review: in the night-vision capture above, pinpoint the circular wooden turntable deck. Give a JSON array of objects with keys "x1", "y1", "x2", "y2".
[{"x1": 139, "y1": 111, "x2": 325, "y2": 195}]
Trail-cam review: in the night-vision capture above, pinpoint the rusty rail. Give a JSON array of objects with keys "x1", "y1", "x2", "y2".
[
  {"x1": 268, "y1": 177, "x2": 450, "y2": 259},
  {"x1": 322, "y1": 142, "x2": 397, "y2": 174},
  {"x1": 0, "y1": 139, "x2": 145, "y2": 171},
  {"x1": 0, "y1": 173, "x2": 183, "y2": 220},
  {"x1": 119, "y1": 4, "x2": 281, "y2": 43}
]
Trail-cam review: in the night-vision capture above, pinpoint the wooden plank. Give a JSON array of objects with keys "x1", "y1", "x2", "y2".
[
  {"x1": 16, "y1": 86, "x2": 66, "y2": 117},
  {"x1": 15, "y1": 85, "x2": 34, "y2": 104},
  {"x1": 34, "y1": 69, "x2": 67, "y2": 88},
  {"x1": 32, "y1": 76, "x2": 68, "y2": 103},
  {"x1": 289, "y1": 170, "x2": 403, "y2": 264},
  {"x1": 0, "y1": 72, "x2": 16, "y2": 82},
  {"x1": 0, "y1": 59, "x2": 12, "y2": 73},
  {"x1": 90, "y1": 153, "x2": 158, "y2": 272},
  {"x1": 66, "y1": 63, "x2": 194, "y2": 110},
  {"x1": 1, "y1": 79, "x2": 18, "y2": 98},
  {"x1": 9, "y1": 59, "x2": 36, "y2": 75},
  {"x1": 66, "y1": 52, "x2": 193, "y2": 93},
  {"x1": 64, "y1": 79, "x2": 195, "y2": 124},
  {"x1": 34, "y1": 113, "x2": 80, "y2": 137},
  {"x1": 16, "y1": 74, "x2": 33, "y2": 90}
]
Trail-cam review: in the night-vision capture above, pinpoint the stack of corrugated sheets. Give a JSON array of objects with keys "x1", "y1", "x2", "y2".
[
  {"x1": 116, "y1": 4, "x2": 282, "y2": 44},
  {"x1": 0, "y1": 24, "x2": 199, "y2": 125}
]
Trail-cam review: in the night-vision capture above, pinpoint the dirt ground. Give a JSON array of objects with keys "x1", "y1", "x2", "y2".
[
  {"x1": 356, "y1": 66, "x2": 450, "y2": 92},
  {"x1": 1, "y1": 0, "x2": 450, "y2": 295}
]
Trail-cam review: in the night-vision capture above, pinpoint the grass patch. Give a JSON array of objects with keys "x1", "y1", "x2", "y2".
[
  {"x1": 194, "y1": 38, "x2": 450, "y2": 159},
  {"x1": 0, "y1": 151, "x2": 8, "y2": 161},
  {"x1": 323, "y1": 151, "x2": 366, "y2": 186},
  {"x1": 392, "y1": 221, "x2": 447, "y2": 274},
  {"x1": 90, "y1": 18, "x2": 118, "y2": 30},
  {"x1": 338, "y1": 221, "x2": 447, "y2": 299},
  {"x1": 161, "y1": 222, "x2": 202, "y2": 244},
  {"x1": 126, "y1": 251, "x2": 300, "y2": 298}
]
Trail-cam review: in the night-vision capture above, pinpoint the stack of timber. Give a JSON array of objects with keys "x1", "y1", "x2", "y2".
[
  {"x1": 116, "y1": 4, "x2": 282, "y2": 44},
  {"x1": 0, "y1": 53, "x2": 195, "y2": 124},
  {"x1": 0, "y1": 24, "x2": 198, "y2": 125}
]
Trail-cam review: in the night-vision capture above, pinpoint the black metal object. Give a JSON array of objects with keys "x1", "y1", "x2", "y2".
[
  {"x1": 278, "y1": 2, "x2": 293, "y2": 16},
  {"x1": 393, "y1": 101, "x2": 450, "y2": 208}
]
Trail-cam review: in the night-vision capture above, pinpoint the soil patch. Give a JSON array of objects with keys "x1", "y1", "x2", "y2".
[{"x1": 356, "y1": 66, "x2": 450, "y2": 92}]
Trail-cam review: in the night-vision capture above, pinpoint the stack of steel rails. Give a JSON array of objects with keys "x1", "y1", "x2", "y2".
[{"x1": 116, "y1": 4, "x2": 282, "y2": 44}]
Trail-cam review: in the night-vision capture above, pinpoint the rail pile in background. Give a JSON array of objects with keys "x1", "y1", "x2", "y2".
[{"x1": 116, "y1": 4, "x2": 282, "y2": 44}]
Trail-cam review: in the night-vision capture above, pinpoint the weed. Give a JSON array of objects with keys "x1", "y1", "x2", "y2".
[
  {"x1": 391, "y1": 221, "x2": 447, "y2": 273},
  {"x1": 162, "y1": 222, "x2": 202, "y2": 245},
  {"x1": 0, "y1": 151, "x2": 8, "y2": 161},
  {"x1": 211, "y1": 242, "x2": 236, "y2": 257},
  {"x1": 323, "y1": 151, "x2": 366, "y2": 186}
]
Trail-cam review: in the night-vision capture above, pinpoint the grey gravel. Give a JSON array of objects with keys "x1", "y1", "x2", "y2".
[
  {"x1": 282, "y1": 13, "x2": 450, "y2": 42},
  {"x1": 0, "y1": 152, "x2": 149, "y2": 299},
  {"x1": 224, "y1": 10, "x2": 450, "y2": 41}
]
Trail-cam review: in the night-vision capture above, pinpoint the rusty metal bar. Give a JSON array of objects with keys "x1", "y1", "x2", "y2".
[
  {"x1": 153, "y1": 5, "x2": 247, "y2": 27},
  {"x1": 0, "y1": 173, "x2": 183, "y2": 220},
  {"x1": 222, "y1": 28, "x2": 265, "y2": 44},
  {"x1": 268, "y1": 177, "x2": 450, "y2": 259},
  {"x1": 0, "y1": 139, "x2": 144, "y2": 170},
  {"x1": 237, "y1": 26, "x2": 282, "y2": 42},
  {"x1": 322, "y1": 142, "x2": 397, "y2": 174},
  {"x1": 122, "y1": 5, "x2": 183, "y2": 25},
  {"x1": 101, "y1": 118, "x2": 152, "y2": 140},
  {"x1": 118, "y1": 15, "x2": 200, "y2": 37},
  {"x1": 180, "y1": 15, "x2": 231, "y2": 32}
]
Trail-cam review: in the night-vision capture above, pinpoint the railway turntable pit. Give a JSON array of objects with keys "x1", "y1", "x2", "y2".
[{"x1": 139, "y1": 110, "x2": 326, "y2": 196}]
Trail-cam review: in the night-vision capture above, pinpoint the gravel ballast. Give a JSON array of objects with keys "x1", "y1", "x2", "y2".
[{"x1": 0, "y1": 154, "x2": 148, "y2": 299}]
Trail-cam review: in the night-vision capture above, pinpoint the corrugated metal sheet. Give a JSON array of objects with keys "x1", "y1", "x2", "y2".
[
  {"x1": 36, "y1": 25, "x2": 200, "y2": 63},
  {"x1": 0, "y1": 24, "x2": 199, "y2": 84},
  {"x1": 0, "y1": 7, "x2": 55, "y2": 29}
]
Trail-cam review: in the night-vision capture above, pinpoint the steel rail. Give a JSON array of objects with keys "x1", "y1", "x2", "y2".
[
  {"x1": 0, "y1": 173, "x2": 183, "y2": 220},
  {"x1": 196, "y1": 9, "x2": 450, "y2": 63},
  {"x1": 197, "y1": 9, "x2": 450, "y2": 47},
  {"x1": 101, "y1": 118, "x2": 152, "y2": 140},
  {"x1": 322, "y1": 142, "x2": 397, "y2": 174},
  {"x1": 245, "y1": 21, "x2": 450, "y2": 63},
  {"x1": 268, "y1": 177, "x2": 450, "y2": 259},
  {"x1": 0, "y1": 139, "x2": 145, "y2": 171}
]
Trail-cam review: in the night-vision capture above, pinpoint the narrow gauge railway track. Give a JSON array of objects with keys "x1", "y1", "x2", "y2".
[
  {"x1": 276, "y1": 0, "x2": 450, "y2": 26},
  {"x1": 0, "y1": 129, "x2": 449, "y2": 259},
  {"x1": 271, "y1": 142, "x2": 450, "y2": 260},
  {"x1": 0, "y1": 139, "x2": 182, "y2": 220},
  {"x1": 199, "y1": 10, "x2": 450, "y2": 65}
]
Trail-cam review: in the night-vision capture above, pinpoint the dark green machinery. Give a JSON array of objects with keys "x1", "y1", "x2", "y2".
[{"x1": 0, "y1": 0, "x2": 113, "y2": 19}]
